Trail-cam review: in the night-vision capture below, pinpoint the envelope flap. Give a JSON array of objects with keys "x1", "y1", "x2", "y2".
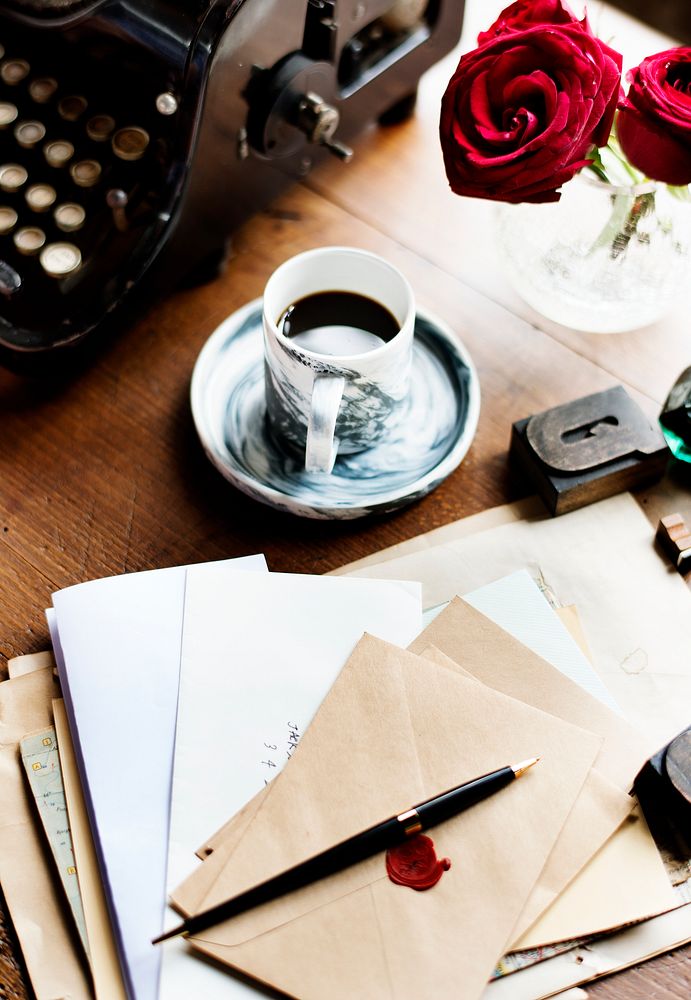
[{"x1": 412, "y1": 598, "x2": 648, "y2": 787}]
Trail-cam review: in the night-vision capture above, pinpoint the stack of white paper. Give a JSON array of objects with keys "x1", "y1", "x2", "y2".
[{"x1": 49, "y1": 558, "x2": 422, "y2": 1000}]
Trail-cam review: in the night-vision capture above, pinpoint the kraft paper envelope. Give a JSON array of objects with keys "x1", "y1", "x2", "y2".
[
  {"x1": 409, "y1": 600, "x2": 655, "y2": 940},
  {"x1": 173, "y1": 635, "x2": 602, "y2": 1000},
  {"x1": 0, "y1": 668, "x2": 92, "y2": 1000}
]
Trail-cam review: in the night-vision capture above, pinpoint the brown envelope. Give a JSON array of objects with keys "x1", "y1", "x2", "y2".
[
  {"x1": 0, "y1": 668, "x2": 92, "y2": 1000},
  {"x1": 409, "y1": 599, "x2": 648, "y2": 939},
  {"x1": 173, "y1": 635, "x2": 602, "y2": 1000}
]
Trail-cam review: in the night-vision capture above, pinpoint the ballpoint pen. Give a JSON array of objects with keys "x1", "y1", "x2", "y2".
[{"x1": 153, "y1": 755, "x2": 540, "y2": 944}]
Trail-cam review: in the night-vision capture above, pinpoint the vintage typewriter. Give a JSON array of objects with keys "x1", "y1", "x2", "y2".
[{"x1": 0, "y1": 0, "x2": 465, "y2": 368}]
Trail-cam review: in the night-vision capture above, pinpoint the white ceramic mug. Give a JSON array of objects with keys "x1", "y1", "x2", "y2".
[{"x1": 262, "y1": 246, "x2": 415, "y2": 474}]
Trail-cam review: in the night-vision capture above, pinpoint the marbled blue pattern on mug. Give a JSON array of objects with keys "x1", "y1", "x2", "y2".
[{"x1": 191, "y1": 300, "x2": 480, "y2": 520}]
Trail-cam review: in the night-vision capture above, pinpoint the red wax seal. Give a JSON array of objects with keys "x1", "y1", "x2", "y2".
[{"x1": 385, "y1": 834, "x2": 451, "y2": 891}]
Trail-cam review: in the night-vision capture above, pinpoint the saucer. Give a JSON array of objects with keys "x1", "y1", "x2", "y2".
[{"x1": 191, "y1": 299, "x2": 480, "y2": 519}]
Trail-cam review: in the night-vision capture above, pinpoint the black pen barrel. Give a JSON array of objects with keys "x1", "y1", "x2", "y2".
[
  {"x1": 154, "y1": 762, "x2": 535, "y2": 944},
  {"x1": 179, "y1": 816, "x2": 404, "y2": 940},
  {"x1": 416, "y1": 766, "x2": 515, "y2": 828}
]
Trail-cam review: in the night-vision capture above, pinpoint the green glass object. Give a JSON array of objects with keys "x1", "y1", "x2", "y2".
[{"x1": 660, "y1": 366, "x2": 691, "y2": 463}]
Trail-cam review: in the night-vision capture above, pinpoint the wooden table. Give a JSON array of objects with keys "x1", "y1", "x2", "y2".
[{"x1": 1, "y1": 1, "x2": 690, "y2": 997}]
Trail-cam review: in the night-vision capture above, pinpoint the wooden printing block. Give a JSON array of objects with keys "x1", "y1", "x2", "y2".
[
  {"x1": 510, "y1": 385, "x2": 669, "y2": 516},
  {"x1": 656, "y1": 513, "x2": 691, "y2": 574}
]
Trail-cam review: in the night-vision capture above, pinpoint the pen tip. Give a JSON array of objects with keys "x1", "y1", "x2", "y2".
[
  {"x1": 512, "y1": 757, "x2": 541, "y2": 778},
  {"x1": 151, "y1": 924, "x2": 185, "y2": 945}
]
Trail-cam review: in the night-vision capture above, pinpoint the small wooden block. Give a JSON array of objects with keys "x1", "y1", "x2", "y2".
[
  {"x1": 510, "y1": 386, "x2": 669, "y2": 516},
  {"x1": 657, "y1": 514, "x2": 691, "y2": 573}
]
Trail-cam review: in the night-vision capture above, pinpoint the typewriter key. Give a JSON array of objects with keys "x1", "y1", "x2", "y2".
[
  {"x1": 0, "y1": 206, "x2": 18, "y2": 234},
  {"x1": 70, "y1": 160, "x2": 101, "y2": 187},
  {"x1": 44, "y1": 140, "x2": 74, "y2": 168},
  {"x1": 112, "y1": 126, "x2": 149, "y2": 161},
  {"x1": 86, "y1": 115, "x2": 116, "y2": 142},
  {"x1": 156, "y1": 92, "x2": 178, "y2": 116},
  {"x1": 14, "y1": 226, "x2": 45, "y2": 255},
  {"x1": 54, "y1": 203, "x2": 85, "y2": 232},
  {"x1": 0, "y1": 102, "x2": 18, "y2": 128},
  {"x1": 29, "y1": 78, "x2": 58, "y2": 104},
  {"x1": 40, "y1": 242, "x2": 81, "y2": 278},
  {"x1": 58, "y1": 95, "x2": 88, "y2": 122},
  {"x1": 0, "y1": 163, "x2": 28, "y2": 192},
  {"x1": 1, "y1": 60, "x2": 30, "y2": 86},
  {"x1": 15, "y1": 120, "x2": 46, "y2": 149},
  {"x1": 26, "y1": 184, "x2": 57, "y2": 213}
]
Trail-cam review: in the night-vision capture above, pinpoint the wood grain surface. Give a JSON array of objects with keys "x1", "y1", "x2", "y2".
[{"x1": 1, "y1": 0, "x2": 691, "y2": 997}]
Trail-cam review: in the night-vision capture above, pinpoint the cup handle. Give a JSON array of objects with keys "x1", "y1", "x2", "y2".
[{"x1": 305, "y1": 375, "x2": 346, "y2": 474}]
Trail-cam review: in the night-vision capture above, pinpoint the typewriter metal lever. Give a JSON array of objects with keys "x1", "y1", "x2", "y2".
[
  {"x1": 296, "y1": 92, "x2": 353, "y2": 161},
  {"x1": 245, "y1": 53, "x2": 351, "y2": 162}
]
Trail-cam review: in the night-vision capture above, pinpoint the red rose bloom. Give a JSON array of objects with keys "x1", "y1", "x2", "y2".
[
  {"x1": 478, "y1": 0, "x2": 581, "y2": 45},
  {"x1": 617, "y1": 48, "x2": 691, "y2": 186},
  {"x1": 440, "y1": 13, "x2": 622, "y2": 204}
]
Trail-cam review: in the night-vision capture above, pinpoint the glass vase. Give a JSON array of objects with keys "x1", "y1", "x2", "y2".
[{"x1": 496, "y1": 174, "x2": 691, "y2": 334}]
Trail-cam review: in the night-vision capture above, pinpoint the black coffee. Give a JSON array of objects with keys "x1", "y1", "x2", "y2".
[{"x1": 279, "y1": 290, "x2": 400, "y2": 356}]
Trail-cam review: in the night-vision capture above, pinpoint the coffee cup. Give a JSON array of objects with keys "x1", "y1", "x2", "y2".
[{"x1": 262, "y1": 246, "x2": 415, "y2": 474}]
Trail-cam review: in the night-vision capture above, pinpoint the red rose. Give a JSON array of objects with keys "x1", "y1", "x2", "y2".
[
  {"x1": 440, "y1": 17, "x2": 622, "y2": 204},
  {"x1": 617, "y1": 48, "x2": 691, "y2": 186},
  {"x1": 478, "y1": 0, "x2": 581, "y2": 45}
]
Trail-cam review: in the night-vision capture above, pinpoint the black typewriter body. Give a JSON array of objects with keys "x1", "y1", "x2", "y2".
[{"x1": 0, "y1": 0, "x2": 465, "y2": 368}]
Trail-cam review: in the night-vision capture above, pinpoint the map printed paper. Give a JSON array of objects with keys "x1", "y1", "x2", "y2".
[{"x1": 20, "y1": 726, "x2": 89, "y2": 958}]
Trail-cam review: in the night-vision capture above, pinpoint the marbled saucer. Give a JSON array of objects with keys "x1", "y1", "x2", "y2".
[{"x1": 191, "y1": 299, "x2": 480, "y2": 519}]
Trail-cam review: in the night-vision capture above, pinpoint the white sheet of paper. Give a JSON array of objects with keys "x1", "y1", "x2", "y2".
[
  {"x1": 48, "y1": 556, "x2": 267, "y2": 1000},
  {"x1": 340, "y1": 493, "x2": 691, "y2": 749},
  {"x1": 464, "y1": 570, "x2": 620, "y2": 712},
  {"x1": 160, "y1": 568, "x2": 422, "y2": 1000}
]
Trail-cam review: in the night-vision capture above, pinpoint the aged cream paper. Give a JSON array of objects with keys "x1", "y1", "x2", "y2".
[
  {"x1": 0, "y1": 669, "x2": 92, "y2": 1000},
  {"x1": 7, "y1": 650, "x2": 56, "y2": 678},
  {"x1": 338, "y1": 493, "x2": 691, "y2": 751}
]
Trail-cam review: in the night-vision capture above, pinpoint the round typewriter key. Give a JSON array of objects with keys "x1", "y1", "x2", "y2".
[
  {"x1": 54, "y1": 202, "x2": 85, "y2": 232},
  {"x1": 112, "y1": 126, "x2": 149, "y2": 161},
  {"x1": 44, "y1": 140, "x2": 74, "y2": 167},
  {"x1": 1, "y1": 59, "x2": 30, "y2": 86},
  {"x1": 40, "y1": 241, "x2": 81, "y2": 278},
  {"x1": 86, "y1": 114, "x2": 115, "y2": 142},
  {"x1": 0, "y1": 102, "x2": 18, "y2": 128},
  {"x1": 14, "y1": 120, "x2": 46, "y2": 149},
  {"x1": 0, "y1": 206, "x2": 18, "y2": 234},
  {"x1": 29, "y1": 77, "x2": 58, "y2": 104},
  {"x1": 58, "y1": 95, "x2": 88, "y2": 122},
  {"x1": 14, "y1": 226, "x2": 45, "y2": 255},
  {"x1": 70, "y1": 159, "x2": 101, "y2": 187},
  {"x1": 26, "y1": 183, "x2": 56, "y2": 213},
  {"x1": 0, "y1": 163, "x2": 28, "y2": 192},
  {"x1": 156, "y1": 92, "x2": 178, "y2": 116}
]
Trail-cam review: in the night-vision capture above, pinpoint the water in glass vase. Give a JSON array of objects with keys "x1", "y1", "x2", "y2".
[{"x1": 497, "y1": 174, "x2": 691, "y2": 334}]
